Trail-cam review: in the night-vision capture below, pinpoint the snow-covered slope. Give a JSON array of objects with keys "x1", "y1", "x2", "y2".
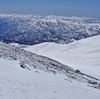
[
  {"x1": 0, "y1": 14, "x2": 100, "y2": 44},
  {"x1": 25, "y1": 35, "x2": 100, "y2": 77},
  {"x1": 0, "y1": 58, "x2": 100, "y2": 99},
  {"x1": 1, "y1": 41, "x2": 100, "y2": 85},
  {"x1": 0, "y1": 38, "x2": 100, "y2": 98}
]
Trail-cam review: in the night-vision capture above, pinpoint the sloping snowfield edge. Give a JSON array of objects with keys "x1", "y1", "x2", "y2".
[
  {"x1": 0, "y1": 58, "x2": 100, "y2": 99},
  {"x1": 24, "y1": 35, "x2": 100, "y2": 78}
]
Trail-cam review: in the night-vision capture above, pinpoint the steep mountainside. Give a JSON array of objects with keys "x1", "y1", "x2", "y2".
[
  {"x1": 0, "y1": 41, "x2": 100, "y2": 89},
  {"x1": 0, "y1": 14, "x2": 100, "y2": 44},
  {"x1": 0, "y1": 58, "x2": 100, "y2": 99}
]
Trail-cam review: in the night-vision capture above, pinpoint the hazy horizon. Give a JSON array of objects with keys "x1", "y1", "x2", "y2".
[{"x1": 0, "y1": 0, "x2": 100, "y2": 18}]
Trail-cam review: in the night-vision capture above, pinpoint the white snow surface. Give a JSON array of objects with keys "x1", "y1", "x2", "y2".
[
  {"x1": 25, "y1": 35, "x2": 100, "y2": 77},
  {"x1": 0, "y1": 58, "x2": 100, "y2": 99},
  {"x1": 0, "y1": 35, "x2": 100, "y2": 99}
]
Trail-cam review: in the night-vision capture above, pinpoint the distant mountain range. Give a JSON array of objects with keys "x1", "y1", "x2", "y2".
[{"x1": 0, "y1": 14, "x2": 100, "y2": 44}]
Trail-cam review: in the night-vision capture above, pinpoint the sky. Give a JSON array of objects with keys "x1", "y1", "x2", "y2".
[{"x1": 0, "y1": 0, "x2": 100, "y2": 18}]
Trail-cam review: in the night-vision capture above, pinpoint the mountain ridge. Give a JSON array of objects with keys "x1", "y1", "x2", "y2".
[
  {"x1": 0, "y1": 14, "x2": 100, "y2": 44},
  {"x1": 24, "y1": 35, "x2": 100, "y2": 77},
  {"x1": 0, "y1": 41, "x2": 100, "y2": 90}
]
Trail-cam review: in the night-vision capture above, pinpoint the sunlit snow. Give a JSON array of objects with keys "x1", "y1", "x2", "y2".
[
  {"x1": 25, "y1": 35, "x2": 100, "y2": 77},
  {"x1": 0, "y1": 58, "x2": 100, "y2": 99}
]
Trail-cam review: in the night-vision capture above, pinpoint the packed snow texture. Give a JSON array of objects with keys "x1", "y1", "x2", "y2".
[
  {"x1": 0, "y1": 58, "x2": 100, "y2": 99},
  {"x1": 25, "y1": 35, "x2": 100, "y2": 77},
  {"x1": 0, "y1": 14, "x2": 100, "y2": 44}
]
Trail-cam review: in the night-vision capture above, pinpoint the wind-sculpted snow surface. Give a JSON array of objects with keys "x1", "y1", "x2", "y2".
[
  {"x1": 0, "y1": 42, "x2": 100, "y2": 89},
  {"x1": 0, "y1": 14, "x2": 100, "y2": 44}
]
